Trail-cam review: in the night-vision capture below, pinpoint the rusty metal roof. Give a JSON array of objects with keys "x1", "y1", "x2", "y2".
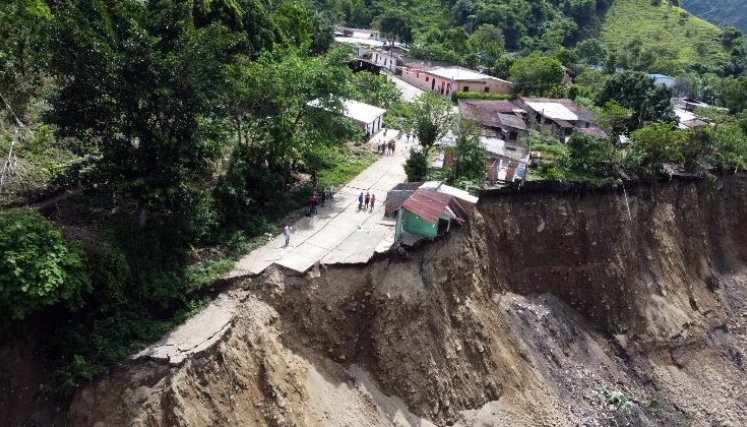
[{"x1": 401, "y1": 189, "x2": 469, "y2": 225}]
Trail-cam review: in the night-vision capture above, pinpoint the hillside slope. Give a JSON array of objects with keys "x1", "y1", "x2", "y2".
[
  {"x1": 36, "y1": 175, "x2": 747, "y2": 426},
  {"x1": 601, "y1": 0, "x2": 728, "y2": 73},
  {"x1": 682, "y1": 0, "x2": 747, "y2": 33}
]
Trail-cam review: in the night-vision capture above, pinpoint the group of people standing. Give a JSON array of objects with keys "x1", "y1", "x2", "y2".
[
  {"x1": 378, "y1": 139, "x2": 396, "y2": 156},
  {"x1": 357, "y1": 192, "x2": 376, "y2": 212},
  {"x1": 377, "y1": 129, "x2": 417, "y2": 156},
  {"x1": 308, "y1": 183, "x2": 335, "y2": 217}
]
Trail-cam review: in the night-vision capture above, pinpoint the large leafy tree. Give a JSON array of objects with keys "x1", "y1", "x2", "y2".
[
  {"x1": 451, "y1": 134, "x2": 488, "y2": 183},
  {"x1": 0, "y1": 0, "x2": 52, "y2": 115},
  {"x1": 45, "y1": 0, "x2": 281, "y2": 232},
  {"x1": 375, "y1": 10, "x2": 413, "y2": 45},
  {"x1": 597, "y1": 71, "x2": 676, "y2": 131},
  {"x1": 216, "y1": 47, "x2": 359, "y2": 223},
  {"x1": 719, "y1": 76, "x2": 747, "y2": 113},
  {"x1": 410, "y1": 92, "x2": 456, "y2": 156},
  {"x1": 509, "y1": 53, "x2": 565, "y2": 96}
]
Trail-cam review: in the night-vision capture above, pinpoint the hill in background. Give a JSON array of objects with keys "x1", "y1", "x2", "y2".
[
  {"x1": 601, "y1": 0, "x2": 729, "y2": 74},
  {"x1": 681, "y1": 0, "x2": 747, "y2": 33}
]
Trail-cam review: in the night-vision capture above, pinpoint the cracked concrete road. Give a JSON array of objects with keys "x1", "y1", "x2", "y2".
[{"x1": 228, "y1": 130, "x2": 413, "y2": 277}]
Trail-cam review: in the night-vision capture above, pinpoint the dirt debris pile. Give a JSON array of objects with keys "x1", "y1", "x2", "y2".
[{"x1": 36, "y1": 176, "x2": 747, "y2": 425}]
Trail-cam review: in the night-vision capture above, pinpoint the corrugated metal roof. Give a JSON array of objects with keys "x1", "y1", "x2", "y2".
[
  {"x1": 402, "y1": 189, "x2": 452, "y2": 225},
  {"x1": 419, "y1": 182, "x2": 479, "y2": 205},
  {"x1": 497, "y1": 113, "x2": 528, "y2": 131},
  {"x1": 553, "y1": 119, "x2": 574, "y2": 128}
]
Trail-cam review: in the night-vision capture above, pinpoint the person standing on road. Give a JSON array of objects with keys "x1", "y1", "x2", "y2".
[
  {"x1": 358, "y1": 192, "x2": 364, "y2": 210},
  {"x1": 369, "y1": 194, "x2": 376, "y2": 211},
  {"x1": 364, "y1": 192, "x2": 370, "y2": 210},
  {"x1": 391, "y1": 140, "x2": 396, "y2": 155},
  {"x1": 283, "y1": 225, "x2": 293, "y2": 247},
  {"x1": 329, "y1": 184, "x2": 335, "y2": 201},
  {"x1": 310, "y1": 192, "x2": 318, "y2": 215},
  {"x1": 321, "y1": 187, "x2": 327, "y2": 206}
]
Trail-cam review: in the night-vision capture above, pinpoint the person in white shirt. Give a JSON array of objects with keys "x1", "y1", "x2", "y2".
[{"x1": 283, "y1": 225, "x2": 293, "y2": 247}]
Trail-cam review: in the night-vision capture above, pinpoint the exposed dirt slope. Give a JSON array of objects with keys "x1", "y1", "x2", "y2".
[{"x1": 57, "y1": 176, "x2": 747, "y2": 426}]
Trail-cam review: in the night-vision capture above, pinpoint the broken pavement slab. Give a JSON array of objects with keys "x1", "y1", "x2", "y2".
[{"x1": 132, "y1": 294, "x2": 239, "y2": 365}]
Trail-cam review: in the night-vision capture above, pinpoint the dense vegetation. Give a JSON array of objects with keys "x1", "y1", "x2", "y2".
[
  {"x1": 314, "y1": 0, "x2": 747, "y2": 77},
  {"x1": 1, "y1": 0, "x2": 747, "y2": 399},
  {"x1": 0, "y1": 0, "x2": 398, "y2": 393},
  {"x1": 681, "y1": 0, "x2": 747, "y2": 33}
]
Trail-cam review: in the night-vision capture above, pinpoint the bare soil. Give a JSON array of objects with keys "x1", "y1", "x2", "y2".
[{"x1": 6, "y1": 175, "x2": 747, "y2": 426}]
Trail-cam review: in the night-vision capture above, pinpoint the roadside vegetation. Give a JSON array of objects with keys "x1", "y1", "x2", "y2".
[{"x1": 0, "y1": 0, "x2": 398, "y2": 394}]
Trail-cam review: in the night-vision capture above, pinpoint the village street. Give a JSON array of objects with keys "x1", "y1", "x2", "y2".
[
  {"x1": 228, "y1": 130, "x2": 412, "y2": 277},
  {"x1": 387, "y1": 73, "x2": 424, "y2": 102}
]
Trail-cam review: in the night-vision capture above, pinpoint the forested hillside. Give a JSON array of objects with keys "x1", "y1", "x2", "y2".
[
  {"x1": 316, "y1": 0, "x2": 745, "y2": 76},
  {"x1": 601, "y1": 0, "x2": 728, "y2": 74},
  {"x1": 682, "y1": 0, "x2": 747, "y2": 33}
]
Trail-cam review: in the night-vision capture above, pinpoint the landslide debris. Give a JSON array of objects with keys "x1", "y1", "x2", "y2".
[{"x1": 39, "y1": 176, "x2": 747, "y2": 426}]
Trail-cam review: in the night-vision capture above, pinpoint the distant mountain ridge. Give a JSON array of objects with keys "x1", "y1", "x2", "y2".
[{"x1": 681, "y1": 0, "x2": 747, "y2": 33}]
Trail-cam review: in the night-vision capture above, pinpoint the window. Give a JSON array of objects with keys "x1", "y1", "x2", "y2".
[
  {"x1": 509, "y1": 131, "x2": 518, "y2": 140},
  {"x1": 544, "y1": 118, "x2": 552, "y2": 125},
  {"x1": 484, "y1": 87, "x2": 490, "y2": 93},
  {"x1": 463, "y1": 86, "x2": 469, "y2": 92},
  {"x1": 425, "y1": 76, "x2": 429, "y2": 82}
]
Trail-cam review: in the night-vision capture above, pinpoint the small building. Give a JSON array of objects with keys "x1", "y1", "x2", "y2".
[
  {"x1": 307, "y1": 98, "x2": 386, "y2": 138},
  {"x1": 388, "y1": 182, "x2": 478, "y2": 245},
  {"x1": 458, "y1": 100, "x2": 528, "y2": 142},
  {"x1": 518, "y1": 98, "x2": 597, "y2": 141},
  {"x1": 399, "y1": 65, "x2": 512, "y2": 98},
  {"x1": 394, "y1": 186, "x2": 477, "y2": 244},
  {"x1": 439, "y1": 135, "x2": 530, "y2": 184},
  {"x1": 371, "y1": 47, "x2": 409, "y2": 73}
]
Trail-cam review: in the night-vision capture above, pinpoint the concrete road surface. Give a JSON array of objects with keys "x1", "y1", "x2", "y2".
[
  {"x1": 229, "y1": 130, "x2": 413, "y2": 276},
  {"x1": 388, "y1": 74, "x2": 425, "y2": 102}
]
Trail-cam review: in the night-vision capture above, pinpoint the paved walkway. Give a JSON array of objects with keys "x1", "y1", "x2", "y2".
[
  {"x1": 228, "y1": 130, "x2": 413, "y2": 276},
  {"x1": 387, "y1": 74, "x2": 425, "y2": 102}
]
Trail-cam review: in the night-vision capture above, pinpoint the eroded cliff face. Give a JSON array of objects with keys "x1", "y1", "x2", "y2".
[{"x1": 65, "y1": 176, "x2": 747, "y2": 426}]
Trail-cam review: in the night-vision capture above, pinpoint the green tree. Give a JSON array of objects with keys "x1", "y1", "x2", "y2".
[
  {"x1": 509, "y1": 53, "x2": 565, "y2": 96},
  {"x1": 575, "y1": 38, "x2": 608, "y2": 65},
  {"x1": 349, "y1": 72, "x2": 401, "y2": 108},
  {"x1": 404, "y1": 150, "x2": 429, "y2": 182},
  {"x1": 491, "y1": 54, "x2": 515, "y2": 79},
  {"x1": 0, "y1": 208, "x2": 91, "y2": 322},
  {"x1": 708, "y1": 122, "x2": 747, "y2": 171},
  {"x1": 46, "y1": 0, "x2": 279, "y2": 233},
  {"x1": 375, "y1": 10, "x2": 413, "y2": 45},
  {"x1": 451, "y1": 134, "x2": 488, "y2": 183},
  {"x1": 0, "y1": 0, "x2": 53, "y2": 115},
  {"x1": 567, "y1": 131, "x2": 617, "y2": 177},
  {"x1": 272, "y1": 2, "x2": 314, "y2": 48},
  {"x1": 598, "y1": 71, "x2": 676, "y2": 131},
  {"x1": 410, "y1": 92, "x2": 456, "y2": 156},
  {"x1": 469, "y1": 24, "x2": 505, "y2": 65},
  {"x1": 628, "y1": 122, "x2": 684, "y2": 175},
  {"x1": 597, "y1": 101, "x2": 634, "y2": 141},
  {"x1": 719, "y1": 76, "x2": 747, "y2": 113}
]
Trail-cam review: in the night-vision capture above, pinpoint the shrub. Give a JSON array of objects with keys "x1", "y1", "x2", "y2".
[
  {"x1": 453, "y1": 91, "x2": 515, "y2": 101},
  {"x1": 604, "y1": 389, "x2": 634, "y2": 412},
  {"x1": 404, "y1": 150, "x2": 429, "y2": 182},
  {"x1": 0, "y1": 208, "x2": 91, "y2": 322}
]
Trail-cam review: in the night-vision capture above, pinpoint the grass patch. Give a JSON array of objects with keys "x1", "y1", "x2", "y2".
[{"x1": 601, "y1": 0, "x2": 727, "y2": 72}]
